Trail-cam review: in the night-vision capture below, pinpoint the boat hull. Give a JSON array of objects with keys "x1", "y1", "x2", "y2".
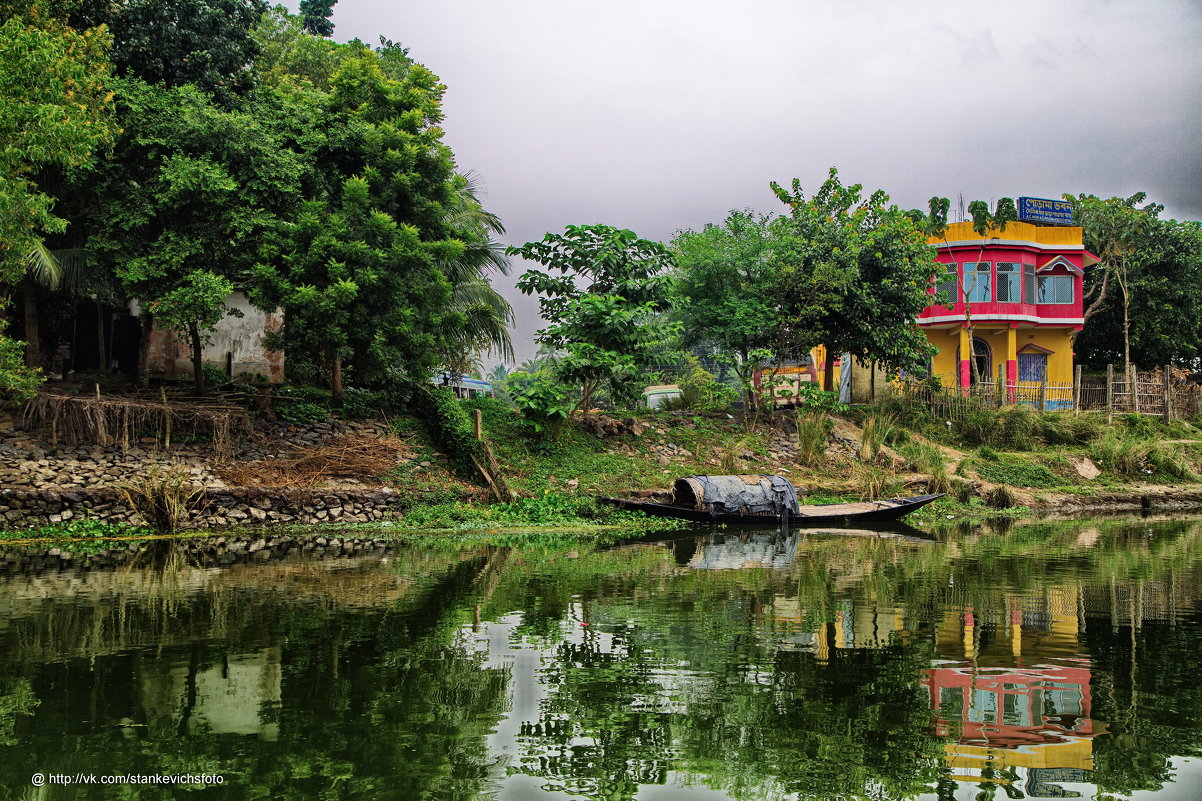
[{"x1": 597, "y1": 493, "x2": 943, "y2": 525}]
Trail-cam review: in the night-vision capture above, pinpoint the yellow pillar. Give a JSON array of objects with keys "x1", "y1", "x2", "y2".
[{"x1": 1006, "y1": 327, "x2": 1018, "y2": 401}]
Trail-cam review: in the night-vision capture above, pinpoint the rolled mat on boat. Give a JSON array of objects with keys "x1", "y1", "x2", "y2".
[{"x1": 672, "y1": 475, "x2": 801, "y2": 517}]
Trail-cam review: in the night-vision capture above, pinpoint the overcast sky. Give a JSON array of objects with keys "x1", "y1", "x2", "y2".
[{"x1": 300, "y1": 0, "x2": 1202, "y2": 367}]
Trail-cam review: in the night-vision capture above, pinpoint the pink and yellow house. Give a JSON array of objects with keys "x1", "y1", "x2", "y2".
[{"x1": 919, "y1": 206, "x2": 1098, "y2": 394}]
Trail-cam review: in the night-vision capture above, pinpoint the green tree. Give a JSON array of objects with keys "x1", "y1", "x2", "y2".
[
  {"x1": 511, "y1": 224, "x2": 676, "y2": 413},
  {"x1": 70, "y1": 0, "x2": 268, "y2": 104},
  {"x1": 250, "y1": 38, "x2": 470, "y2": 398},
  {"x1": 0, "y1": 4, "x2": 116, "y2": 399},
  {"x1": 1074, "y1": 217, "x2": 1202, "y2": 368},
  {"x1": 767, "y1": 169, "x2": 941, "y2": 390},
  {"x1": 299, "y1": 0, "x2": 336, "y2": 37},
  {"x1": 1068, "y1": 192, "x2": 1164, "y2": 369},
  {"x1": 671, "y1": 209, "x2": 776, "y2": 407},
  {"x1": 87, "y1": 78, "x2": 308, "y2": 391}
]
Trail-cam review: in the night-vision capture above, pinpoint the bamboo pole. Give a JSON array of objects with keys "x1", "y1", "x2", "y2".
[
  {"x1": 473, "y1": 408, "x2": 483, "y2": 440},
  {"x1": 1164, "y1": 364, "x2": 1173, "y2": 420},
  {"x1": 997, "y1": 363, "x2": 1004, "y2": 407},
  {"x1": 1131, "y1": 363, "x2": 1140, "y2": 415},
  {"x1": 1039, "y1": 376, "x2": 1048, "y2": 412},
  {"x1": 1106, "y1": 364, "x2": 1114, "y2": 424},
  {"x1": 1074, "y1": 364, "x2": 1082, "y2": 414}
]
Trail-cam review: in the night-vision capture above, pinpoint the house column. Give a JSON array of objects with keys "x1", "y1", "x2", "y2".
[
  {"x1": 958, "y1": 326, "x2": 971, "y2": 392},
  {"x1": 1006, "y1": 326, "x2": 1018, "y2": 402}
]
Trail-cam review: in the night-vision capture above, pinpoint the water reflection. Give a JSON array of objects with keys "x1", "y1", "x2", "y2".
[{"x1": 0, "y1": 518, "x2": 1201, "y2": 799}]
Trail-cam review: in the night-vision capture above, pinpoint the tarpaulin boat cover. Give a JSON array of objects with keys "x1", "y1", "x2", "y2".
[{"x1": 672, "y1": 475, "x2": 801, "y2": 517}]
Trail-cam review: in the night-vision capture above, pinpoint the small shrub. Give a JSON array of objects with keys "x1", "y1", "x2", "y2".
[
  {"x1": 278, "y1": 400, "x2": 329, "y2": 425},
  {"x1": 859, "y1": 414, "x2": 898, "y2": 462},
  {"x1": 116, "y1": 465, "x2": 201, "y2": 534},
  {"x1": 796, "y1": 412, "x2": 833, "y2": 465},
  {"x1": 509, "y1": 370, "x2": 572, "y2": 440},
  {"x1": 986, "y1": 486, "x2": 1017, "y2": 509},
  {"x1": 976, "y1": 444, "x2": 998, "y2": 460},
  {"x1": 340, "y1": 387, "x2": 385, "y2": 419},
  {"x1": 855, "y1": 465, "x2": 893, "y2": 500},
  {"x1": 662, "y1": 355, "x2": 739, "y2": 412},
  {"x1": 949, "y1": 478, "x2": 974, "y2": 502}
]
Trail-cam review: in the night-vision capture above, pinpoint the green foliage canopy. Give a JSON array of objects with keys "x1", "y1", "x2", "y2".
[
  {"x1": 671, "y1": 210, "x2": 776, "y2": 404},
  {"x1": 512, "y1": 224, "x2": 676, "y2": 412},
  {"x1": 767, "y1": 168, "x2": 941, "y2": 376}
]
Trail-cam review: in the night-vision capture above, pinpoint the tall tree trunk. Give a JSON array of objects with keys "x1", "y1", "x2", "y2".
[
  {"x1": 188, "y1": 322, "x2": 205, "y2": 394},
  {"x1": 581, "y1": 380, "x2": 593, "y2": 415},
  {"x1": 96, "y1": 300, "x2": 108, "y2": 373},
  {"x1": 1120, "y1": 269, "x2": 1132, "y2": 370},
  {"x1": 332, "y1": 358, "x2": 343, "y2": 402},
  {"x1": 136, "y1": 315, "x2": 151, "y2": 386},
  {"x1": 22, "y1": 279, "x2": 40, "y2": 369}
]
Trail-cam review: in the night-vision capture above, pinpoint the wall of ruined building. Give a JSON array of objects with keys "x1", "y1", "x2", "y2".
[{"x1": 145, "y1": 291, "x2": 284, "y2": 383}]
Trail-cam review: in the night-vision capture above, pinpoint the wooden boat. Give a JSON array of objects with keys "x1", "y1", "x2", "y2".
[{"x1": 596, "y1": 475, "x2": 942, "y2": 525}]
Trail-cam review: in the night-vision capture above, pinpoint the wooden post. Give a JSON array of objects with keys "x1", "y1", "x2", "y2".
[
  {"x1": 1131, "y1": 363, "x2": 1140, "y2": 415},
  {"x1": 1106, "y1": 364, "x2": 1114, "y2": 425},
  {"x1": 997, "y1": 363, "x2": 1005, "y2": 407},
  {"x1": 473, "y1": 408, "x2": 483, "y2": 440},
  {"x1": 1164, "y1": 364, "x2": 1173, "y2": 420},
  {"x1": 1039, "y1": 376, "x2": 1048, "y2": 412},
  {"x1": 1073, "y1": 364, "x2": 1083, "y2": 414}
]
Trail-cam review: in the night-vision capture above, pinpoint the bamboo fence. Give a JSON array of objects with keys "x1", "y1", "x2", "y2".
[{"x1": 890, "y1": 365, "x2": 1202, "y2": 422}]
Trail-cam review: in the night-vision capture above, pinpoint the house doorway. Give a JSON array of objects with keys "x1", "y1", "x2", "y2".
[{"x1": 957, "y1": 337, "x2": 993, "y2": 386}]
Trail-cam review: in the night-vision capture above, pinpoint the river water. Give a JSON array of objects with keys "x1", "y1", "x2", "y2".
[{"x1": 2, "y1": 517, "x2": 1202, "y2": 800}]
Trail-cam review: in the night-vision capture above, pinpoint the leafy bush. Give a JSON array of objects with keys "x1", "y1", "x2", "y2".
[
  {"x1": 202, "y1": 362, "x2": 229, "y2": 389},
  {"x1": 509, "y1": 370, "x2": 572, "y2": 438},
  {"x1": 661, "y1": 355, "x2": 738, "y2": 412},
  {"x1": 792, "y1": 382, "x2": 849, "y2": 414},
  {"x1": 420, "y1": 387, "x2": 482, "y2": 477},
  {"x1": 340, "y1": 387, "x2": 384, "y2": 419},
  {"x1": 0, "y1": 335, "x2": 41, "y2": 405},
  {"x1": 274, "y1": 384, "x2": 332, "y2": 424},
  {"x1": 976, "y1": 459, "x2": 1059, "y2": 488},
  {"x1": 278, "y1": 400, "x2": 329, "y2": 425}
]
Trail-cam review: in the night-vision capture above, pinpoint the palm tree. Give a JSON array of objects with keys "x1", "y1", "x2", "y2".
[{"x1": 438, "y1": 172, "x2": 514, "y2": 369}]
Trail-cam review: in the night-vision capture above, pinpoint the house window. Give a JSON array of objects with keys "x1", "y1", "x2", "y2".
[
  {"x1": 962, "y1": 262, "x2": 991, "y2": 303},
  {"x1": 1036, "y1": 275, "x2": 1074, "y2": 304},
  {"x1": 996, "y1": 262, "x2": 1021, "y2": 302},
  {"x1": 936, "y1": 264, "x2": 958, "y2": 306},
  {"x1": 1024, "y1": 262, "x2": 1036, "y2": 303},
  {"x1": 1019, "y1": 352, "x2": 1047, "y2": 382}
]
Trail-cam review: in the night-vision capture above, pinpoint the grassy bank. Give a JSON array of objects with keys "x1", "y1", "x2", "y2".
[{"x1": 7, "y1": 395, "x2": 1202, "y2": 542}]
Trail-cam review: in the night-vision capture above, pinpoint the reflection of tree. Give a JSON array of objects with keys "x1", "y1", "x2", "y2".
[{"x1": 2, "y1": 518, "x2": 1202, "y2": 798}]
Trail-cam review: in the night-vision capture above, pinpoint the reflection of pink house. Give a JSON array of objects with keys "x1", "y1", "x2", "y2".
[{"x1": 925, "y1": 663, "x2": 1097, "y2": 749}]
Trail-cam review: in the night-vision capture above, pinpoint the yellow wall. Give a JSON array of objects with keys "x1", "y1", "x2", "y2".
[
  {"x1": 1020, "y1": 328, "x2": 1075, "y2": 383},
  {"x1": 922, "y1": 325, "x2": 1075, "y2": 386},
  {"x1": 930, "y1": 221, "x2": 1084, "y2": 247}
]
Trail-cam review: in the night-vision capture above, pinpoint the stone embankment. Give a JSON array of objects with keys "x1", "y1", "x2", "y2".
[
  {"x1": 0, "y1": 416, "x2": 414, "y2": 529},
  {"x1": 0, "y1": 532, "x2": 399, "y2": 577}
]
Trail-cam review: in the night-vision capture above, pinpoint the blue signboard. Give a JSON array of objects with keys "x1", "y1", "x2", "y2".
[{"x1": 1017, "y1": 196, "x2": 1075, "y2": 226}]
